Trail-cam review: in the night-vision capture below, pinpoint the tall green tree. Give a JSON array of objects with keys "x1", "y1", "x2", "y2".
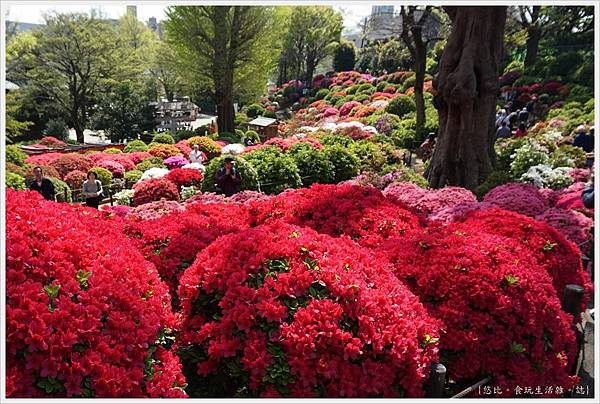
[
  {"x1": 148, "y1": 41, "x2": 183, "y2": 101},
  {"x1": 333, "y1": 41, "x2": 356, "y2": 72},
  {"x1": 279, "y1": 6, "x2": 343, "y2": 84},
  {"x1": 164, "y1": 6, "x2": 281, "y2": 133},
  {"x1": 26, "y1": 13, "x2": 121, "y2": 143}
]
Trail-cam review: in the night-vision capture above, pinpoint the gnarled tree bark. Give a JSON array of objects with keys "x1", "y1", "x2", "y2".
[{"x1": 426, "y1": 6, "x2": 506, "y2": 190}]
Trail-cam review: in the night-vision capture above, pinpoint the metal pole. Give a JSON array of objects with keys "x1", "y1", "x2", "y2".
[
  {"x1": 562, "y1": 284, "x2": 584, "y2": 320},
  {"x1": 426, "y1": 363, "x2": 446, "y2": 398}
]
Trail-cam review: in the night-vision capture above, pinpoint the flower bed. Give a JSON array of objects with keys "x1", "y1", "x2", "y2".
[
  {"x1": 5, "y1": 190, "x2": 186, "y2": 398},
  {"x1": 132, "y1": 178, "x2": 180, "y2": 206},
  {"x1": 176, "y1": 222, "x2": 440, "y2": 397}
]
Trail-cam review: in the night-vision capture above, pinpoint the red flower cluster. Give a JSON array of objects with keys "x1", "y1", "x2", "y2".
[
  {"x1": 48, "y1": 154, "x2": 94, "y2": 179},
  {"x1": 177, "y1": 222, "x2": 440, "y2": 397},
  {"x1": 87, "y1": 152, "x2": 136, "y2": 171},
  {"x1": 174, "y1": 141, "x2": 192, "y2": 158},
  {"x1": 165, "y1": 168, "x2": 203, "y2": 189},
  {"x1": 5, "y1": 190, "x2": 186, "y2": 398},
  {"x1": 380, "y1": 222, "x2": 578, "y2": 396},
  {"x1": 96, "y1": 160, "x2": 125, "y2": 178},
  {"x1": 249, "y1": 184, "x2": 420, "y2": 248},
  {"x1": 126, "y1": 151, "x2": 153, "y2": 165},
  {"x1": 132, "y1": 178, "x2": 180, "y2": 206},
  {"x1": 64, "y1": 170, "x2": 87, "y2": 190},
  {"x1": 39, "y1": 136, "x2": 67, "y2": 147},
  {"x1": 124, "y1": 203, "x2": 251, "y2": 301},
  {"x1": 25, "y1": 152, "x2": 64, "y2": 166},
  {"x1": 460, "y1": 209, "x2": 593, "y2": 307}
]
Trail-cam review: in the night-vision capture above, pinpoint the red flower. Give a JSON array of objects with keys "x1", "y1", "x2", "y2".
[{"x1": 132, "y1": 178, "x2": 180, "y2": 206}]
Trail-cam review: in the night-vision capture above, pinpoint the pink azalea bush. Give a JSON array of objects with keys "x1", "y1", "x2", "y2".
[{"x1": 483, "y1": 183, "x2": 549, "y2": 217}]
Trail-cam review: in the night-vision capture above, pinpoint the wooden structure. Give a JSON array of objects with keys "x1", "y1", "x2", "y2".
[
  {"x1": 155, "y1": 97, "x2": 200, "y2": 134},
  {"x1": 247, "y1": 116, "x2": 278, "y2": 141}
]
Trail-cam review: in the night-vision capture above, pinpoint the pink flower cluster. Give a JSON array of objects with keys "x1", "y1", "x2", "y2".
[
  {"x1": 164, "y1": 156, "x2": 190, "y2": 170},
  {"x1": 127, "y1": 199, "x2": 186, "y2": 221},
  {"x1": 482, "y1": 183, "x2": 548, "y2": 217}
]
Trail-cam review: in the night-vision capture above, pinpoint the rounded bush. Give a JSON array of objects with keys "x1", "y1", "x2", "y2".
[
  {"x1": 243, "y1": 147, "x2": 302, "y2": 194},
  {"x1": 314, "y1": 88, "x2": 329, "y2": 100},
  {"x1": 385, "y1": 95, "x2": 416, "y2": 118},
  {"x1": 6, "y1": 162, "x2": 26, "y2": 177},
  {"x1": 124, "y1": 140, "x2": 149, "y2": 153},
  {"x1": 186, "y1": 137, "x2": 222, "y2": 160},
  {"x1": 48, "y1": 154, "x2": 94, "y2": 179},
  {"x1": 349, "y1": 140, "x2": 387, "y2": 173},
  {"x1": 96, "y1": 160, "x2": 125, "y2": 178},
  {"x1": 152, "y1": 133, "x2": 176, "y2": 144},
  {"x1": 64, "y1": 170, "x2": 87, "y2": 191},
  {"x1": 136, "y1": 157, "x2": 167, "y2": 172},
  {"x1": 245, "y1": 104, "x2": 266, "y2": 118},
  {"x1": 124, "y1": 170, "x2": 143, "y2": 185},
  {"x1": 201, "y1": 156, "x2": 259, "y2": 193},
  {"x1": 165, "y1": 168, "x2": 203, "y2": 189},
  {"x1": 103, "y1": 148, "x2": 122, "y2": 154},
  {"x1": 6, "y1": 172, "x2": 26, "y2": 190},
  {"x1": 177, "y1": 222, "x2": 440, "y2": 397},
  {"x1": 47, "y1": 177, "x2": 72, "y2": 203},
  {"x1": 5, "y1": 189, "x2": 186, "y2": 398},
  {"x1": 288, "y1": 143, "x2": 335, "y2": 187},
  {"x1": 149, "y1": 144, "x2": 183, "y2": 160},
  {"x1": 132, "y1": 178, "x2": 180, "y2": 207},
  {"x1": 7, "y1": 145, "x2": 28, "y2": 166},
  {"x1": 323, "y1": 145, "x2": 360, "y2": 183},
  {"x1": 89, "y1": 167, "x2": 113, "y2": 188}
]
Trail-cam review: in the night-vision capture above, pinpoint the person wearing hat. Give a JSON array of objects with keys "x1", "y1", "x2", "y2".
[{"x1": 215, "y1": 156, "x2": 242, "y2": 196}]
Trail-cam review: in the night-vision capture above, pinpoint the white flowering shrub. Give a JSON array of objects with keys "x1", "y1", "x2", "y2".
[
  {"x1": 139, "y1": 167, "x2": 169, "y2": 182},
  {"x1": 221, "y1": 143, "x2": 245, "y2": 156},
  {"x1": 113, "y1": 189, "x2": 135, "y2": 205},
  {"x1": 182, "y1": 162, "x2": 206, "y2": 173},
  {"x1": 520, "y1": 165, "x2": 574, "y2": 190},
  {"x1": 180, "y1": 185, "x2": 200, "y2": 201},
  {"x1": 510, "y1": 139, "x2": 550, "y2": 177}
]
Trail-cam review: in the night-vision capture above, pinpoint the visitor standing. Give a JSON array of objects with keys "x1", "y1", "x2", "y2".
[
  {"x1": 495, "y1": 109, "x2": 507, "y2": 128},
  {"x1": 29, "y1": 166, "x2": 56, "y2": 201},
  {"x1": 573, "y1": 125, "x2": 594, "y2": 167},
  {"x1": 518, "y1": 107, "x2": 529, "y2": 124},
  {"x1": 190, "y1": 144, "x2": 206, "y2": 164},
  {"x1": 513, "y1": 123, "x2": 528, "y2": 138},
  {"x1": 496, "y1": 121, "x2": 512, "y2": 139},
  {"x1": 420, "y1": 133, "x2": 437, "y2": 161},
  {"x1": 82, "y1": 171, "x2": 103, "y2": 209},
  {"x1": 215, "y1": 157, "x2": 242, "y2": 197}
]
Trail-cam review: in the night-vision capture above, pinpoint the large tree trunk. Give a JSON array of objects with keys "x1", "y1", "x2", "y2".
[
  {"x1": 524, "y1": 27, "x2": 541, "y2": 68},
  {"x1": 212, "y1": 6, "x2": 235, "y2": 134},
  {"x1": 427, "y1": 6, "x2": 506, "y2": 190}
]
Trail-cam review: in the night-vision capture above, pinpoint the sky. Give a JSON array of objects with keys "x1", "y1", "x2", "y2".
[{"x1": 4, "y1": 2, "x2": 374, "y2": 32}]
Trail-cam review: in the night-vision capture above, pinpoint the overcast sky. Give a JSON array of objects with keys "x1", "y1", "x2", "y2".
[{"x1": 4, "y1": 3, "x2": 374, "y2": 32}]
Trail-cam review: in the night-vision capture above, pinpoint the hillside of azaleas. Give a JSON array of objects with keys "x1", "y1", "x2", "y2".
[{"x1": 5, "y1": 181, "x2": 592, "y2": 397}]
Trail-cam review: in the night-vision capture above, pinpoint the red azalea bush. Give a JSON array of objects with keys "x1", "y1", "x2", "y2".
[
  {"x1": 174, "y1": 141, "x2": 192, "y2": 159},
  {"x1": 127, "y1": 152, "x2": 153, "y2": 165},
  {"x1": 249, "y1": 184, "x2": 420, "y2": 248},
  {"x1": 483, "y1": 183, "x2": 549, "y2": 217},
  {"x1": 64, "y1": 170, "x2": 88, "y2": 190},
  {"x1": 127, "y1": 199, "x2": 186, "y2": 221},
  {"x1": 381, "y1": 223, "x2": 578, "y2": 396},
  {"x1": 87, "y1": 153, "x2": 136, "y2": 171},
  {"x1": 460, "y1": 209, "x2": 593, "y2": 305},
  {"x1": 48, "y1": 154, "x2": 94, "y2": 179},
  {"x1": 96, "y1": 160, "x2": 125, "y2": 178},
  {"x1": 25, "y1": 152, "x2": 64, "y2": 166},
  {"x1": 132, "y1": 178, "x2": 180, "y2": 207},
  {"x1": 5, "y1": 190, "x2": 186, "y2": 398},
  {"x1": 39, "y1": 136, "x2": 66, "y2": 147},
  {"x1": 339, "y1": 101, "x2": 361, "y2": 116},
  {"x1": 176, "y1": 222, "x2": 440, "y2": 397},
  {"x1": 569, "y1": 169, "x2": 591, "y2": 183},
  {"x1": 165, "y1": 168, "x2": 203, "y2": 189},
  {"x1": 536, "y1": 208, "x2": 594, "y2": 249},
  {"x1": 323, "y1": 107, "x2": 339, "y2": 117},
  {"x1": 124, "y1": 203, "x2": 251, "y2": 302},
  {"x1": 149, "y1": 144, "x2": 183, "y2": 160}
]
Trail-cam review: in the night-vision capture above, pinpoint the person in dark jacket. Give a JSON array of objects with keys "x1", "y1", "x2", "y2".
[
  {"x1": 582, "y1": 186, "x2": 594, "y2": 209},
  {"x1": 29, "y1": 166, "x2": 56, "y2": 201},
  {"x1": 215, "y1": 157, "x2": 242, "y2": 196}
]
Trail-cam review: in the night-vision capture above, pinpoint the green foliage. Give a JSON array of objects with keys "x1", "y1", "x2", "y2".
[
  {"x1": 402, "y1": 75, "x2": 416, "y2": 92},
  {"x1": 201, "y1": 156, "x2": 260, "y2": 193},
  {"x1": 288, "y1": 143, "x2": 335, "y2": 186},
  {"x1": 495, "y1": 137, "x2": 529, "y2": 171},
  {"x1": 5, "y1": 91, "x2": 33, "y2": 143},
  {"x1": 245, "y1": 130, "x2": 261, "y2": 144},
  {"x1": 103, "y1": 148, "x2": 122, "y2": 154},
  {"x1": 6, "y1": 145, "x2": 28, "y2": 166},
  {"x1": 124, "y1": 170, "x2": 143, "y2": 185},
  {"x1": 245, "y1": 103, "x2": 266, "y2": 118},
  {"x1": 565, "y1": 85, "x2": 594, "y2": 104},
  {"x1": 512, "y1": 75, "x2": 542, "y2": 87},
  {"x1": 357, "y1": 83, "x2": 375, "y2": 95},
  {"x1": 243, "y1": 146, "x2": 302, "y2": 194},
  {"x1": 333, "y1": 41, "x2": 356, "y2": 72},
  {"x1": 503, "y1": 60, "x2": 524, "y2": 74},
  {"x1": 43, "y1": 118, "x2": 69, "y2": 140},
  {"x1": 550, "y1": 145, "x2": 587, "y2": 168},
  {"x1": 349, "y1": 140, "x2": 387, "y2": 172},
  {"x1": 176, "y1": 130, "x2": 196, "y2": 140},
  {"x1": 390, "y1": 127, "x2": 417, "y2": 149},
  {"x1": 48, "y1": 176, "x2": 72, "y2": 202},
  {"x1": 323, "y1": 145, "x2": 360, "y2": 182},
  {"x1": 153, "y1": 132, "x2": 176, "y2": 144},
  {"x1": 89, "y1": 167, "x2": 113, "y2": 188},
  {"x1": 385, "y1": 95, "x2": 416, "y2": 118},
  {"x1": 136, "y1": 157, "x2": 167, "y2": 171},
  {"x1": 317, "y1": 133, "x2": 355, "y2": 148},
  {"x1": 124, "y1": 139, "x2": 149, "y2": 153},
  {"x1": 547, "y1": 51, "x2": 583, "y2": 78},
  {"x1": 315, "y1": 88, "x2": 330, "y2": 100},
  {"x1": 6, "y1": 172, "x2": 26, "y2": 190},
  {"x1": 475, "y1": 170, "x2": 514, "y2": 199}
]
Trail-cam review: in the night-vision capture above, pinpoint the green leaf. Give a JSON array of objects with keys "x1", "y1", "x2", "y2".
[
  {"x1": 543, "y1": 240, "x2": 557, "y2": 251},
  {"x1": 510, "y1": 341, "x2": 525, "y2": 354},
  {"x1": 76, "y1": 270, "x2": 92, "y2": 290},
  {"x1": 44, "y1": 284, "x2": 61, "y2": 299}
]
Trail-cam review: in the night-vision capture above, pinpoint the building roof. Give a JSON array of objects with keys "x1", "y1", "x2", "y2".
[{"x1": 248, "y1": 116, "x2": 277, "y2": 127}]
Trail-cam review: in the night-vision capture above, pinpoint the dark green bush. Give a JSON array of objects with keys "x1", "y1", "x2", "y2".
[
  {"x1": 323, "y1": 145, "x2": 360, "y2": 182},
  {"x1": 245, "y1": 104, "x2": 266, "y2": 118},
  {"x1": 349, "y1": 140, "x2": 387, "y2": 172},
  {"x1": 152, "y1": 133, "x2": 175, "y2": 144},
  {"x1": 385, "y1": 95, "x2": 416, "y2": 118},
  {"x1": 288, "y1": 143, "x2": 335, "y2": 186},
  {"x1": 6, "y1": 145, "x2": 28, "y2": 166},
  {"x1": 201, "y1": 156, "x2": 260, "y2": 193},
  {"x1": 242, "y1": 146, "x2": 302, "y2": 194},
  {"x1": 315, "y1": 88, "x2": 330, "y2": 100}
]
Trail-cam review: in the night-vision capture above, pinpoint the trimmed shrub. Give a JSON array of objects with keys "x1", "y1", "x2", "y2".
[
  {"x1": 136, "y1": 157, "x2": 167, "y2": 172},
  {"x1": 7, "y1": 145, "x2": 28, "y2": 166},
  {"x1": 124, "y1": 170, "x2": 143, "y2": 185},
  {"x1": 132, "y1": 178, "x2": 180, "y2": 206},
  {"x1": 124, "y1": 140, "x2": 149, "y2": 153},
  {"x1": 385, "y1": 95, "x2": 416, "y2": 118},
  {"x1": 6, "y1": 172, "x2": 26, "y2": 190},
  {"x1": 323, "y1": 145, "x2": 360, "y2": 183},
  {"x1": 243, "y1": 146, "x2": 302, "y2": 194},
  {"x1": 152, "y1": 133, "x2": 176, "y2": 144},
  {"x1": 288, "y1": 143, "x2": 335, "y2": 186},
  {"x1": 186, "y1": 136, "x2": 222, "y2": 159}
]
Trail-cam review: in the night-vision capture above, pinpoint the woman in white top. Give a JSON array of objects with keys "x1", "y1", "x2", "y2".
[
  {"x1": 82, "y1": 171, "x2": 104, "y2": 209},
  {"x1": 190, "y1": 144, "x2": 206, "y2": 164}
]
